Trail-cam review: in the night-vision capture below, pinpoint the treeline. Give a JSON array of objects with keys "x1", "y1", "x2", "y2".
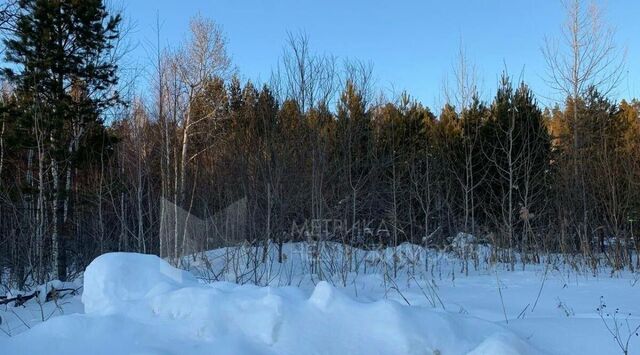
[{"x1": 1, "y1": 0, "x2": 639, "y2": 288}]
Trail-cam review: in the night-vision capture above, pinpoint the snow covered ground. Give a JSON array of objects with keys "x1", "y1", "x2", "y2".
[{"x1": 0, "y1": 242, "x2": 639, "y2": 354}]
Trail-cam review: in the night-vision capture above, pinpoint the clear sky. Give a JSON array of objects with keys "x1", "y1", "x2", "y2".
[{"x1": 122, "y1": 0, "x2": 640, "y2": 109}]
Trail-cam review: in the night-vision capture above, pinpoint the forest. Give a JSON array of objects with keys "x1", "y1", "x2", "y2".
[{"x1": 0, "y1": 0, "x2": 639, "y2": 291}]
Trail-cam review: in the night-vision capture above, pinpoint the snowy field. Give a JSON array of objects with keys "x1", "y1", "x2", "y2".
[{"x1": 0, "y1": 242, "x2": 639, "y2": 354}]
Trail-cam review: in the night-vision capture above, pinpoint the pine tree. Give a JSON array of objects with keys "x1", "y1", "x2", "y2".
[
  {"x1": 335, "y1": 80, "x2": 373, "y2": 243},
  {"x1": 2, "y1": 0, "x2": 121, "y2": 280},
  {"x1": 482, "y1": 75, "x2": 551, "y2": 263}
]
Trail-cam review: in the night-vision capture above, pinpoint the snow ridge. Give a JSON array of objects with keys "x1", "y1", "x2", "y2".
[{"x1": 3, "y1": 252, "x2": 539, "y2": 355}]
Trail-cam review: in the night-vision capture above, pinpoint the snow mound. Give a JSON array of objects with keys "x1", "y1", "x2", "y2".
[
  {"x1": 308, "y1": 280, "x2": 354, "y2": 310},
  {"x1": 82, "y1": 252, "x2": 197, "y2": 314},
  {"x1": 2, "y1": 253, "x2": 541, "y2": 355}
]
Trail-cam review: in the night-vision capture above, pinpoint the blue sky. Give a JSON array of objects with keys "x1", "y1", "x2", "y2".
[{"x1": 123, "y1": 0, "x2": 640, "y2": 109}]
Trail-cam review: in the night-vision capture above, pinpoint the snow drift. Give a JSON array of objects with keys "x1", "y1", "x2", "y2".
[
  {"x1": 82, "y1": 252, "x2": 197, "y2": 314},
  {"x1": 1, "y1": 252, "x2": 540, "y2": 354}
]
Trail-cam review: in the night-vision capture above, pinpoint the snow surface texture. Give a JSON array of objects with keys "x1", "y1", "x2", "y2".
[{"x1": 0, "y1": 243, "x2": 639, "y2": 354}]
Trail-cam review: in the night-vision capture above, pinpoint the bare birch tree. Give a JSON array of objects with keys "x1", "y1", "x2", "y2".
[
  {"x1": 444, "y1": 43, "x2": 482, "y2": 235},
  {"x1": 542, "y1": 0, "x2": 626, "y2": 257}
]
